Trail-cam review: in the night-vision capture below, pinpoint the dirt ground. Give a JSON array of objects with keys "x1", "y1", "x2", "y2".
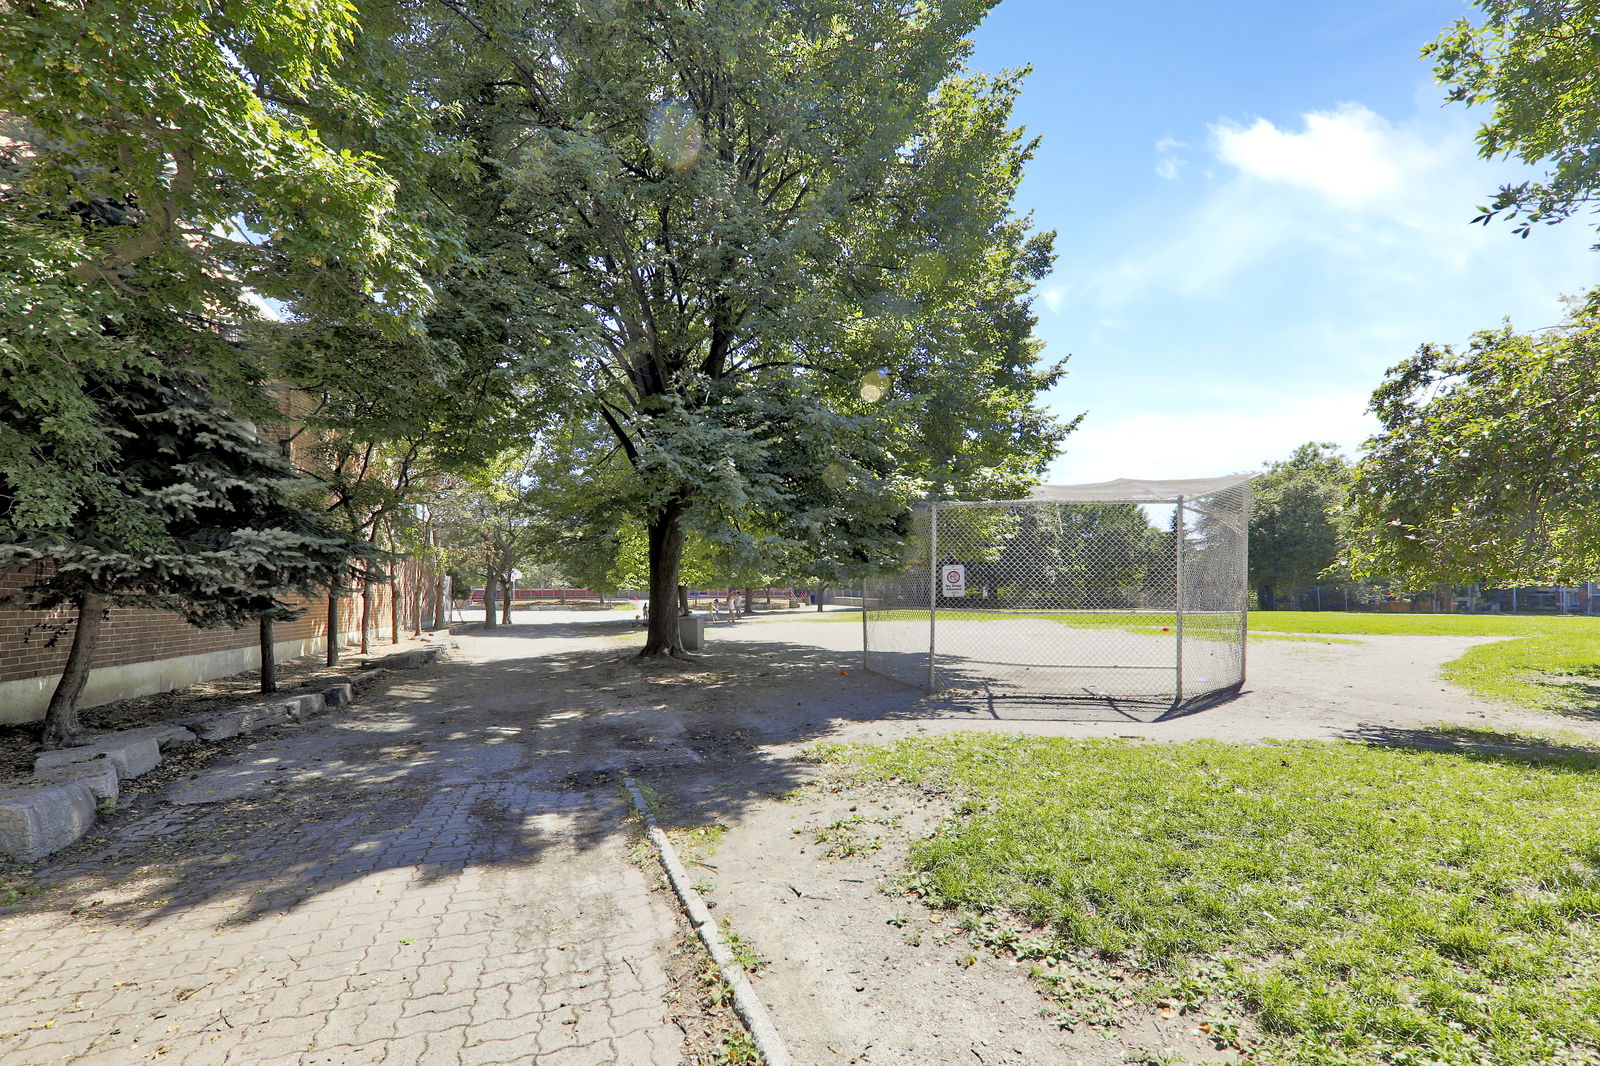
[
  {"x1": 597, "y1": 609, "x2": 1600, "y2": 1066},
  {"x1": 13, "y1": 607, "x2": 1600, "y2": 1065}
]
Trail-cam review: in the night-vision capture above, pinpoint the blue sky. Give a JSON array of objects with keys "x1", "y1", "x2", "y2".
[{"x1": 969, "y1": 0, "x2": 1600, "y2": 484}]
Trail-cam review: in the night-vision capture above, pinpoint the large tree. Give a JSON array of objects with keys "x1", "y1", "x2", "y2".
[
  {"x1": 0, "y1": 0, "x2": 438, "y2": 542},
  {"x1": 1346, "y1": 299, "x2": 1600, "y2": 589},
  {"x1": 0, "y1": 369, "x2": 379, "y2": 747},
  {"x1": 1428, "y1": 0, "x2": 1600, "y2": 239},
  {"x1": 1249, "y1": 443, "x2": 1349, "y2": 609},
  {"x1": 419, "y1": 0, "x2": 1068, "y2": 655}
]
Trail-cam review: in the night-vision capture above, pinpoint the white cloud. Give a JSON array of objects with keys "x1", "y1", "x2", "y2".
[
  {"x1": 1031, "y1": 90, "x2": 1599, "y2": 482},
  {"x1": 1048, "y1": 389, "x2": 1379, "y2": 485},
  {"x1": 1039, "y1": 284, "x2": 1069, "y2": 311},
  {"x1": 1211, "y1": 104, "x2": 1422, "y2": 211},
  {"x1": 1059, "y1": 95, "x2": 1597, "y2": 318},
  {"x1": 1154, "y1": 136, "x2": 1186, "y2": 181}
]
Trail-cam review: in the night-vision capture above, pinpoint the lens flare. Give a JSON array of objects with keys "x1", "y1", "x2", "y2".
[{"x1": 646, "y1": 101, "x2": 703, "y2": 172}]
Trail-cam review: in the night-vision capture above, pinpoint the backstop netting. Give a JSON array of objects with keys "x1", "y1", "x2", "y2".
[{"x1": 862, "y1": 476, "x2": 1251, "y2": 704}]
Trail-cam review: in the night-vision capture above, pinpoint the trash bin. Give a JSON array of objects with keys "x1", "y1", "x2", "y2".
[{"x1": 679, "y1": 613, "x2": 706, "y2": 652}]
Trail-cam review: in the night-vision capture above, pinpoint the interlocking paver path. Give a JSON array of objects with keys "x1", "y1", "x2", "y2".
[{"x1": 0, "y1": 625, "x2": 685, "y2": 1066}]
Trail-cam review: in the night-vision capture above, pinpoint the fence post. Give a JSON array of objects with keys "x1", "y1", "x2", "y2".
[
  {"x1": 928, "y1": 502, "x2": 939, "y2": 692},
  {"x1": 1239, "y1": 485, "x2": 1250, "y2": 684},
  {"x1": 1174, "y1": 495, "x2": 1185, "y2": 703},
  {"x1": 861, "y1": 573, "x2": 869, "y2": 672}
]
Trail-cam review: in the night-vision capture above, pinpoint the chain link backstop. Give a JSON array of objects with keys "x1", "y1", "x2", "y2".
[{"x1": 863, "y1": 476, "x2": 1252, "y2": 705}]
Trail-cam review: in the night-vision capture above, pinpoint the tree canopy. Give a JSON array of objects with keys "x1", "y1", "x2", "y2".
[
  {"x1": 1428, "y1": 0, "x2": 1600, "y2": 239},
  {"x1": 419, "y1": 0, "x2": 1070, "y2": 654},
  {"x1": 1346, "y1": 298, "x2": 1600, "y2": 590},
  {"x1": 1249, "y1": 443, "x2": 1349, "y2": 608},
  {"x1": 0, "y1": 0, "x2": 440, "y2": 539}
]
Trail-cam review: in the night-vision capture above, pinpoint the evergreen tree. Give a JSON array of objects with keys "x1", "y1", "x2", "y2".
[{"x1": 0, "y1": 369, "x2": 380, "y2": 747}]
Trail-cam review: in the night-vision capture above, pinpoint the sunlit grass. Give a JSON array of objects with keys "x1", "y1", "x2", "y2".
[{"x1": 817, "y1": 733, "x2": 1600, "y2": 1065}]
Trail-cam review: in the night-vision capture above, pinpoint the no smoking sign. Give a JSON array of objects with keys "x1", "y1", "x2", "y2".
[{"x1": 940, "y1": 564, "x2": 966, "y2": 597}]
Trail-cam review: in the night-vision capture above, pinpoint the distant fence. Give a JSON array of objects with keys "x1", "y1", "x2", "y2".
[
  {"x1": 466, "y1": 588, "x2": 606, "y2": 603},
  {"x1": 1265, "y1": 584, "x2": 1600, "y2": 614},
  {"x1": 465, "y1": 587, "x2": 808, "y2": 605}
]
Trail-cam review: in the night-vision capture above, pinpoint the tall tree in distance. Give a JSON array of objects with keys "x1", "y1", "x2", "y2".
[
  {"x1": 1249, "y1": 443, "x2": 1349, "y2": 609},
  {"x1": 1428, "y1": 0, "x2": 1600, "y2": 239},
  {"x1": 422, "y1": 0, "x2": 1069, "y2": 656},
  {"x1": 1347, "y1": 300, "x2": 1600, "y2": 590}
]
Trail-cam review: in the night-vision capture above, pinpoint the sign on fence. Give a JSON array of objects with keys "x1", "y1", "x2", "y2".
[{"x1": 941, "y1": 564, "x2": 967, "y2": 598}]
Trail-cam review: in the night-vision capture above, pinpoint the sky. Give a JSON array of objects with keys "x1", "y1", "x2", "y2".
[{"x1": 967, "y1": 0, "x2": 1600, "y2": 485}]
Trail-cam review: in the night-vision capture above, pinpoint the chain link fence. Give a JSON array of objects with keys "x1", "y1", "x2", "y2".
[{"x1": 863, "y1": 477, "x2": 1251, "y2": 706}]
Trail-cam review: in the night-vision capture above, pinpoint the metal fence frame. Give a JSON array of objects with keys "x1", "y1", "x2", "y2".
[{"x1": 862, "y1": 477, "x2": 1252, "y2": 704}]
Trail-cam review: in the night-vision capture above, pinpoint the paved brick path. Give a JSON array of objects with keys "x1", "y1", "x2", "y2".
[{"x1": 0, "y1": 631, "x2": 685, "y2": 1066}]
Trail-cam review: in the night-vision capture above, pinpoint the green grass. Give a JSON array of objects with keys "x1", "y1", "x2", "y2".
[
  {"x1": 1250, "y1": 611, "x2": 1600, "y2": 638},
  {"x1": 817, "y1": 733, "x2": 1600, "y2": 1065},
  {"x1": 844, "y1": 609, "x2": 1600, "y2": 711},
  {"x1": 843, "y1": 608, "x2": 1345, "y2": 644}
]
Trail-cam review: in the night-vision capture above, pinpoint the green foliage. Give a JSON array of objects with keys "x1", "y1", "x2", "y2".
[
  {"x1": 418, "y1": 0, "x2": 1070, "y2": 642},
  {"x1": 1428, "y1": 1, "x2": 1600, "y2": 238},
  {"x1": 0, "y1": 368, "x2": 378, "y2": 622},
  {"x1": 956, "y1": 504, "x2": 1165, "y2": 608},
  {"x1": 1249, "y1": 443, "x2": 1349, "y2": 600},
  {"x1": 1347, "y1": 299, "x2": 1600, "y2": 589},
  {"x1": 823, "y1": 733, "x2": 1600, "y2": 1066},
  {"x1": 0, "y1": 0, "x2": 439, "y2": 537}
]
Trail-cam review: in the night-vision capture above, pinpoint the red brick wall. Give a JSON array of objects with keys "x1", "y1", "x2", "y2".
[{"x1": 0, "y1": 558, "x2": 438, "y2": 689}]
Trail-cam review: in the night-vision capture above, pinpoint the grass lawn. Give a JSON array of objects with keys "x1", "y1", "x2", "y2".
[
  {"x1": 826, "y1": 608, "x2": 1356, "y2": 644},
  {"x1": 839, "y1": 609, "x2": 1600, "y2": 712},
  {"x1": 817, "y1": 733, "x2": 1600, "y2": 1065}
]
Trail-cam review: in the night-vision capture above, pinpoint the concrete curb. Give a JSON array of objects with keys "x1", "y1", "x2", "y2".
[{"x1": 622, "y1": 775, "x2": 794, "y2": 1066}]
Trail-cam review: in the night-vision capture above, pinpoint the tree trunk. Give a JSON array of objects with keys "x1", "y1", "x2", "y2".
[
  {"x1": 432, "y1": 572, "x2": 445, "y2": 631},
  {"x1": 484, "y1": 574, "x2": 498, "y2": 629},
  {"x1": 326, "y1": 586, "x2": 341, "y2": 665},
  {"x1": 743, "y1": 587, "x2": 753, "y2": 618},
  {"x1": 642, "y1": 501, "x2": 688, "y2": 656},
  {"x1": 360, "y1": 573, "x2": 372, "y2": 655},
  {"x1": 389, "y1": 562, "x2": 400, "y2": 644},
  {"x1": 501, "y1": 577, "x2": 513, "y2": 624},
  {"x1": 260, "y1": 616, "x2": 277, "y2": 694},
  {"x1": 41, "y1": 591, "x2": 105, "y2": 748},
  {"x1": 1258, "y1": 585, "x2": 1276, "y2": 611},
  {"x1": 816, "y1": 584, "x2": 825, "y2": 612}
]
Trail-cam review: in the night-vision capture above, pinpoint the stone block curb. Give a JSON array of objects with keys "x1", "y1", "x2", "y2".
[
  {"x1": 35, "y1": 736, "x2": 160, "y2": 781},
  {"x1": 0, "y1": 780, "x2": 99, "y2": 862},
  {"x1": 622, "y1": 775, "x2": 795, "y2": 1066},
  {"x1": 369, "y1": 645, "x2": 444, "y2": 671},
  {"x1": 2, "y1": 645, "x2": 438, "y2": 862},
  {"x1": 113, "y1": 724, "x2": 198, "y2": 750},
  {"x1": 33, "y1": 760, "x2": 120, "y2": 803}
]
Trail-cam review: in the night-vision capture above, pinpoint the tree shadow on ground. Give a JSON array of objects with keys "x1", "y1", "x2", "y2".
[
  {"x1": 0, "y1": 634, "x2": 920, "y2": 933},
  {"x1": 1515, "y1": 668, "x2": 1600, "y2": 723},
  {"x1": 0, "y1": 624, "x2": 1243, "y2": 934},
  {"x1": 1344, "y1": 723, "x2": 1600, "y2": 774}
]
